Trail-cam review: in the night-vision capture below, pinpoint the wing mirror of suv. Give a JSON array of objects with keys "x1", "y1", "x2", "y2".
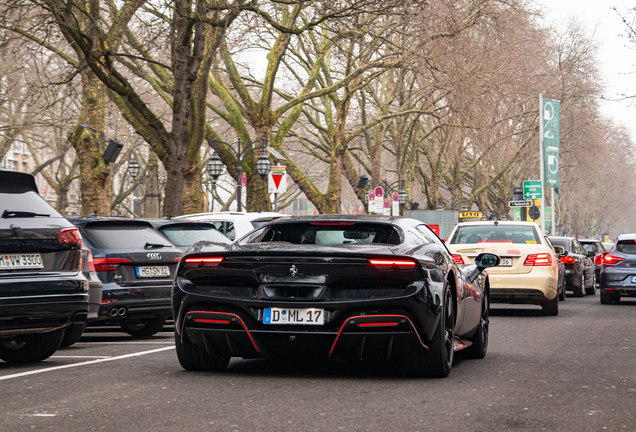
[{"x1": 553, "y1": 245, "x2": 566, "y2": 256}]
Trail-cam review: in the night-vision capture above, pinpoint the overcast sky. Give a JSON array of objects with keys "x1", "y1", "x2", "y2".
[{"x1": 535, "y1": 0, "x2": 636, "y2": 135}]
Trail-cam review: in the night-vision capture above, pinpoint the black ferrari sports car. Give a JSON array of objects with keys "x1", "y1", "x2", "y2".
[{"x1": 172, "y1": 215, "x2": 499, "y2": 377}]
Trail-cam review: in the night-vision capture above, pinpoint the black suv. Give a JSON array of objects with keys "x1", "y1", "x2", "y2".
[
  {"x1": 68, "y1": 217, "x2": 183, "y2": 336},
  {"x1": 0, "y1": 170, "x2": 88, "y2": 363}
]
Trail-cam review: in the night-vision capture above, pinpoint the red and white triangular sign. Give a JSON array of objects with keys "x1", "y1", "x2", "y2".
[{"x1": 268, "y1": 166, "x2": 287, "y2": 193}]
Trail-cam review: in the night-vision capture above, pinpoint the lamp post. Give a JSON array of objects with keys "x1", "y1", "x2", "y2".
[
  {"x1": 436, "y1": 197, "x2": 470, "y2": 211},
  {"x1": 127, "y1": 157, "x2": 140, "y2": 179},
  {"x1": 207, "y1": 138, "x2": 271, "y2": 212}
]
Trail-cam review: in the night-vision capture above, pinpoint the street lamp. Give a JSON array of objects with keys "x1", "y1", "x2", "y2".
[
  {"x1": 437, "y1": 197, "x2": 470, "y2": 211},
  {"x1": 127, "y1": 157, "x2": 140, "y2": 179},
  {"x1": 207, "y1": 138, "x2": 271, "y2": 212}
]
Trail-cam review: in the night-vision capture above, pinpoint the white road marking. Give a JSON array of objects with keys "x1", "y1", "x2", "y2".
[
  {"x1": 50, "y1": 356, "x2": 111, "y2": 359},
  {"x1": 0, "y1": 346, "x2": 175, "y2": 381}
]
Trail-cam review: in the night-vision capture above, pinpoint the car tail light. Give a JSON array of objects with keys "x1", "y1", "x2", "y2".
[
  {"x1": 560, "y1": 256, "x2": 575, "y2": 265},
  {"x1": 93, "y1": 258, "x2": 132, "y2": 272},
  {"x1": 594, "y1": 253, "x2": 606, "y2": 266},
  {"x1": 58, "y1": 227, "x2": 82, "y2": 248},
  {"x1": 603, "y1": 254, "x2": 625, "y2": 265},
  {"x1": 310, "y1": 222, "x2": 355, "y2": 226},
  {"x1": 369, "y1": 259, "x2": 417, "y2": 270},
  {"x1": 525, "y1": 253, "x2": 552, "y2": 266},
  {"x1": 86, "y1": 249, "x2": 96, "y2": 272},
  {"x1": 452, "y1": 254, "x2": 465, "y2": 265},
  {"x1": 183, "y1": 257, "x2": 223, "y2": 267}
]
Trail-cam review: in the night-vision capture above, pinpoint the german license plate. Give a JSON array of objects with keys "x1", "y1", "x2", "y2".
[
  {"x1": 136, "y1": 266, "x2": 170, "y2": 277},
  {"x1": 0, "y1": 253, "x2": 43, "y2": 270},
  {"x1": 630, "y1": 276, "x2": 636, "y2": 284},
  {"x1": 263, "y1": 308, "x2": 324, "y2": 325},
  {"x1": 500, "y1": 258, "x2": 512, "y2": 266}
]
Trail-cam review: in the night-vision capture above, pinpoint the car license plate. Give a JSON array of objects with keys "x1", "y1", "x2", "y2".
[
  {"x1": 631, "y1": 276, "x2": 636, "y2": 284},
  {"x1": 263, "y1": 308, "x2": 324, "y2": 325},
  {"x1": 500, "y1": 258, "x2": 512, "y2": 267},
  {"x1": 0, "y1": 253, "x2": 43, "y2": 270},
  {"x1": 136, "y1": 266, "x2": 170, "y2": 277}
]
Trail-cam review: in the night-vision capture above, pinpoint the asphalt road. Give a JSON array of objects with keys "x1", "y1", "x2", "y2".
[{"x1": 1, "y1": 295, "x2": 635, "y2": 432}]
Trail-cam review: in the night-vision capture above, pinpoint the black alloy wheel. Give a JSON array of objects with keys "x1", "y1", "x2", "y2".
[
  {"x1": 463, "y1": 290, "x2": 489, "y2": 359},
  {"x1": 0, "y1": 329, "x2": 64, "y2": 363},
  {"x1": 175, "y1": 331, "x2": 230, "y2": 371},
  {"x1": 120, "y1": 317, "x2": 167, "y2": 337}
]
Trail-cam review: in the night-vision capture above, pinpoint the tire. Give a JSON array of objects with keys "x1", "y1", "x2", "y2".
[
  {"x1": 0, "y1": 329, "x2": 64, "y2": 364},
  {"x1": 175, "y1": 331, "x2": 230, "y2": 371},
  {"x1": 120, "y1": 317, "x2": 166, "y2": 337},
  {"x1": 60, "y1": 323, "x2": 86, "y2": 348},
  {"x1": 573, "y1": 274, "x2": 585, "y2": 297},
  {"x1": 600, "y1": 291, "x2": 615, "y2": 304},
  {"x1": 542, "y1": 295, "x2": 559, "y2": 316},
  {"x1": 403, "y1": 288, "x2": 455, "y2": 378},
  {"x1": 462, "y1": 290, "x2": 489, "y2": 359},
  {"x1": 558, "y1": 280, "x2": 566, "y2": 301},
  {"x1": 585, "y1": 274, "x2": 596, "y2": 295}
]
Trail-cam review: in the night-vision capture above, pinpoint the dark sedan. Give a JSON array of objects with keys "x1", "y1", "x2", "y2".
[
  {"x1": 548, "y1": 236, "x2": 596, "y2": 296},
  {"x1": 600, "y1": 234, "x2": 636, "y2": 304},
  {"x1": 0, "y1": 170, "x2": 88, "y2": 363},
  {"x1": 69, "y1": 217, "x2": 183, "y2": 337},
  {"x1": 172, "y1": 215, "x2": 499, "y2": 377}
]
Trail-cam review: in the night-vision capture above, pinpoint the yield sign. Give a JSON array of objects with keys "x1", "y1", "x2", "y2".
[{"x1": 268, "y1": 166, "x2": 287, "y2": 193}]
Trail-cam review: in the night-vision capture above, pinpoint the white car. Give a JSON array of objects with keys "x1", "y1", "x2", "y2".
[{"x1": 174, "y1": 212, "x2": 289, "y2": 241}]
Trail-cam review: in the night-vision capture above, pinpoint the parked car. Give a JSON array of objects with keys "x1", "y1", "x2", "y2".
[
  {"x1": 174, "y1": 212, "x2": 289, "y2": 241},
  {"x1": 172, "y1": 215, "x2": 499, "y2": 377},
  {"x1": 145, "y1": 219, "x2": 231, "y2": 252},
  {"x1": 447, "y1": 221, "x2": 560, "y2": 315},
  {"x1": 548, "y1": 236, "x2": 596, "y2": 296},
  {"x1": 60, "y1": 246, "x2": 104, "y2": 347},
  {"x1": 599, "y1": 234, "x2": 636, "y2": 304},
  {"x1": 68, "y1": 217, "x2": 183, "y2": 337},
  {"x1": 545, "y1": 237, "x2": 567, "y2": 301},
  {"x1": 579, "y1": 239, "x2": 608, "y2": 288},
  {"x1": 0, "y1": 170, "x2": 88, "y2": 363}
]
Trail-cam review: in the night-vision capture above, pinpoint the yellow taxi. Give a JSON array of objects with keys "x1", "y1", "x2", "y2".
[{"x1": 446, "y1": 221, "x2": 560, "y2": 315}]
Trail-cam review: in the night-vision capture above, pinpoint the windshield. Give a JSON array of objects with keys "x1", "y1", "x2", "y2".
[
  {"x1": 616, "y1": 241, "x2": 636, "y2": 255},
  {"x1": 159, "y1": 225, "x2": 230, "y2": 246},
  {"x1": 450, "y1": 225, "x2": 540, "y2": 244},
  {"x1": 241, "y1": 222, "x2": 402, "y2": 245},
  {"x1": 85, "y1": 224, "x2": 172, "y2": 249},
  {"x1": 0, "y1": 191, "x2": 61, "y2": 217}
]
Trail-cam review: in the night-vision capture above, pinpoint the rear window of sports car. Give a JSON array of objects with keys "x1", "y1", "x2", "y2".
[
  {"x1": 241, "y1": 222, "x2": 402, "y2": 245},
  {"x1": 450, "y1": 225, "x2": 540, "y2": 244}
]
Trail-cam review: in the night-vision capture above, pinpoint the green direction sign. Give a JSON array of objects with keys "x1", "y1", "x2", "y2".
[
  {"x1": 542, "y1": 98, "x2": 560, "y2": 188},
  {"x1": 523, "y1": 180, "x2": 542, "y2": 199},
  {"x1": 544, "y1": 206, "x2": 552, "y2": 234}
]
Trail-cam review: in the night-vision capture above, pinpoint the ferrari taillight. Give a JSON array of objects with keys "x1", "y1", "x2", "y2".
[
  {"x1": 525, "y1": 253, "x2": 552, "y2": 266},
  {"x1": 452, "y1": 254, "x2": 465, "y2": 265},
  {"x1": 603, "y1": 254, "x2": 625, "y2": 265},
  {"x1": 369, "y1": 259, "x2": 417, "y2": 270},
  {"x1": 93, "y1": 258, "x2": 132, "y2": 272},
  {"x1": 183, "y1": 257, "x2": 223, "y2": 267}
]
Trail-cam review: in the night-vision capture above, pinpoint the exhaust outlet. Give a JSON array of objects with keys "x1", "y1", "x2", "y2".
[
  {"x1": 109, "y1": 307, "x2": 119, "y2": 317},
  {"x1": 118, "y1": 307, "x2": 127, "y2": 316},
  {"x1": 72, "y1": 312, "x2": 88, "y2": 323}
]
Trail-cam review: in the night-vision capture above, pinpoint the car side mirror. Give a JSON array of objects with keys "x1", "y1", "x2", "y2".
[
  {"x1": 475, "y1": 253, "x2": 500, "y2": 271},
  {"x1": 553, "y1": 245, "x2": 566, "y2": 256}
]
